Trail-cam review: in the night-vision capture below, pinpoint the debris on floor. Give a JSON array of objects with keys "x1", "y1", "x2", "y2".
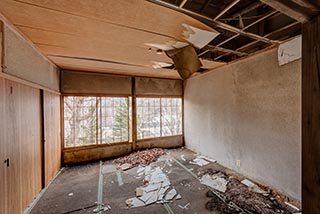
[
  {"x1": 180, "y1": 155, "x2": 186, "y2": 161},
  {"x1": 178, "y1": 202, "x2": 190, "y2": 210},
  {"x1": 126, "y1": 166, "x2": 181, "y2": 208},
  {"x1": 120, "y1": 163, "x2": 133, "y2": 171},
  {"x1": 241, "y1": 179, "x2": 269, "y2": 195},
  {"x1": 200, "y1": 172, "x2": 228, "y2": 192},
  {"x1": 67, "y1": 192, "x2": 73, "y2": 197},
  {"x1": 114, "y1": 148, "x2": 165, "y2": 168},
  {"x1": 190, "y1": 155, "x2": 216, "y2": 166},
  {"x1": 190, "y1": 157, "x2": 210, "y2": 166}
]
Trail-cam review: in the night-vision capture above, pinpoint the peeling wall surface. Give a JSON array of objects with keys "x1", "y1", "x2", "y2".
[{"x1": 184, "y1": 48, "x2": 301, "y2": 200}]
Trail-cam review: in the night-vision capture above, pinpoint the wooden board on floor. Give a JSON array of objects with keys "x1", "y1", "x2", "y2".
[{"x1": 44, "y1": 91, "x2": 61, "y2": 185}]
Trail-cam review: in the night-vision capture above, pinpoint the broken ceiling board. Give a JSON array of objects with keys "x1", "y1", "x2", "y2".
[
  {"x1": 0, "y1": 0, "x2": 219, "y2": 78},
  {"x1": 278, "y1": 36, "x2": 302, "y2": 66},
  {"x1": 9, "y1": 0, "x2": 217, "y2": 40},
  {"x1": 50, "y1": 56, "x2": 181, "y2": 79}
]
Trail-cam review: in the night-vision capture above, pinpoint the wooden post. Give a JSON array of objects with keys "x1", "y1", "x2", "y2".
[
  {"x1": 302, "y1": 15, "x2": 320, "y2": 213},
  {"x1": 132, "y1": 77, "x2": 137, "y2": 151}
]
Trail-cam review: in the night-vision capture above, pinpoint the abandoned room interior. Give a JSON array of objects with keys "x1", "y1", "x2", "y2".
[{"x1": 0, "y1": 0, "x2": 319, "y2": 213}]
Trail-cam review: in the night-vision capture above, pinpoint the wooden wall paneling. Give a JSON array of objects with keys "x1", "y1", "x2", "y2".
[
  {"x1": 44, "y1": 91, "x2": 61, "y2": 185},
  {"x1": 19, "y1": 82, "x2": 42, "y2": 210},
  {"x1": 5, "y1": 79, "x2": 42, "y2": 213},
  {"x1": 0, "y1": 77, "x2": 7, "y2": 214},
  {"x1": 6, "y1": 80, "x2": 22, "y2": 214},
  {"x1": 302, "y1": 15, "x2": 320, "y2": 214}
]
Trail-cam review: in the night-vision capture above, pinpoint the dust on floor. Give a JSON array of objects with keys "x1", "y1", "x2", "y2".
[{"x1": 29, "y1": 148, "x2": 301, "y2": 214}]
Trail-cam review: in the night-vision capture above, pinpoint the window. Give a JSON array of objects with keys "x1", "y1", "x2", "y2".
[
  {"x1": 137, "y1": 97, "x2": 182, "y2": 140},
  {"x1": 64, "y1": 96, "x2": 130, "y2": 148}
]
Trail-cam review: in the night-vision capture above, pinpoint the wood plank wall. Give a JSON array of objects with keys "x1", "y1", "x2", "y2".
[
  {"x1": 302, "y1": 15, "x2": 320, "y2": 214},
  {"x1": 1, "y1": 77, "x2": 42, "y2": 214},
  {"x1": 43, "y1": 91, "x2": 61, "y2": 185},
  {"x1": 0, "y1": 77, "x2": 6, "y2": 214}
]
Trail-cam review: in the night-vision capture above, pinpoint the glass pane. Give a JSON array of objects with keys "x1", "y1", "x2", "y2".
[
  {"x1": 137, "y1": 98, "x2": 161, "y2": 139},
  {"x1": 100, "y1": 97, "x2": 129, "y2": 144},
  {"x1": 161, "y1": 98, "x2": 182, "y2": 137},
  {"x1": 64, "y1": 96, "x2": 97, "y2": 148}
]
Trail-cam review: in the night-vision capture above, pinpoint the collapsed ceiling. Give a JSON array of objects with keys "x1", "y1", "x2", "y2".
[{"x1": 0, "y1": 0, "x2": 306, "y2": 79}]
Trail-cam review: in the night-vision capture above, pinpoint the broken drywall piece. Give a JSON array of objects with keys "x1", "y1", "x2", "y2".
[
  {"x1": 180, "y1": 155, "x2": 186, "y2": 161},
  {"x1": 120, "y1": 163, "x2": 133, "y2": 171},
  {"x1": 190, "y1": 157, "x2": 210, "y2": 166},
  {"x1": 126, "y1": 197, "x2": 145, "y2": 208},
  {"x1": 200, "y1": 173, "x2": 228, "y2": 193},
  {"x1": 197, "y1": 155, "x2": 216, "y2": 163},
  {"x1": 144, "y1": 183, "x2": 162, "y2": 193},
  {"x1": 175, "y1": 194, "x2": 182, "y2": 200},
  {"x1": 165, "y1": 189, "x2": 177, "y2": 201},
  {"x1": 178, "y1": 202, "x2": 190, "y2": 210},
  {"x1": 151, "y1": 61, "x2": 173, "y2": 69},
  {"x1": 241, "y1": 179, "x2": 268, "y2": 195},
  {"x1": 126, "y1": 166, "x2": 181, "y2": 208},
  {"x1": 278, "y1": 36, "x2": 301, "y2": 66},
  {"x1": 182, "y1": 24, "x2": 219, "y2": 49}
]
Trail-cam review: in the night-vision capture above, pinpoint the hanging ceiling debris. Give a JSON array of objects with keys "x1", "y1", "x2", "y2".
[{"x1": 0, "y1": 0, "x2": 314, "y2": 79}]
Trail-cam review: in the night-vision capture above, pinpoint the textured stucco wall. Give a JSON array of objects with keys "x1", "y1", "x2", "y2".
[{"x1": 184, "y1": 48, "x2": 301, "y2": 200}]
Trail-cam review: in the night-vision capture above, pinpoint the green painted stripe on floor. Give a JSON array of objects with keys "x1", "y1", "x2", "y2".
[
  {"x1": 116, "y1": 171, "x2": 123, "y2": 186},
  {"x1": 172, "y1": 157, "x2": 199, "y2": 180},
  {"x1": 163, "y1": 203, "x2": 174, "y2": 214},
  {"x1": 97, "y1": 161, "x2": 103, "y2": 214}
]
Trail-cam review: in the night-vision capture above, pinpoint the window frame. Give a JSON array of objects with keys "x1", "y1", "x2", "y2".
[
  {"x1": 61, "y1": 94, "x2": 131, "y2": 151},
  {"x1": 136, "y1": 95, "x2": 183, "y2": 141}
]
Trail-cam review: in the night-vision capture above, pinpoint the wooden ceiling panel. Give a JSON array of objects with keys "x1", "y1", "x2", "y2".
[
  {"x1": 0, "y1": 0, "x2": 220, "y2": 78},
  {"x1": 12, "y1": 0, "x2": 216, "y2": 38},
  {"x1": 19, "y1": 27, "x2": 172, "y2": 67},
  {"x1": 50, "y1": 56, "x2": 181, "y2": 79}
]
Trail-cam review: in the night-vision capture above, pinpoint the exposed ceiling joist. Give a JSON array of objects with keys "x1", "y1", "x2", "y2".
[
  {"x1": 205, "y1": 45, "x2": 247, "y2": 56},
  {"x1": 214, "y1": 10, "x2": 279, "y2": 48},
  {"x1": 261, "y1": 0, "x2": 319, "y2": 23},
  {"x1": 213, "y1": 0, "x2": 240, "y2": 21},
  {"x1": 148, "y1": 0, "x2": 279, "y2": 45}
]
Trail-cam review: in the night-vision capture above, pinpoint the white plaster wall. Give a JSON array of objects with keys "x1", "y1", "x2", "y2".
[{"x1": 184, "y1": 48, "x2": 301, "y2": 200}]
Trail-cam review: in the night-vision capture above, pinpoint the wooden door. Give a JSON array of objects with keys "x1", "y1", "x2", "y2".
[
  {"x1": 5, "y1": 79, "x2": 42, "y2": 213},
  {"x1": 0, "y1": 77, "x2": 7, "y2": 214}
]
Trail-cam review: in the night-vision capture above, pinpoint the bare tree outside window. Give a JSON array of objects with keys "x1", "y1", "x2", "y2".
[{"x1": 64, "y1": 96, "x2": 130, "y2": 148}]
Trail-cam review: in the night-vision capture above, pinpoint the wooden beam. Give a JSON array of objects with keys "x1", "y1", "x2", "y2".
[
  {"x1": 205, "y1": 45, "x2": 247, "y2": 56},
  {"x1": 0, "y1": 20, "x2": 3, "y2": 71},
  {"x1": 302, "y1": 15, "x2": 320, "y2": 214},
  {"x1": 213, "y1": 0, "x2": 240, "y2": 21},
  {"x1": 179, "y1": 0, "x2": 188, "y2": 8},
  {"x1": 261, "y1": 0, "x2": 310, "y2": 23}
]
